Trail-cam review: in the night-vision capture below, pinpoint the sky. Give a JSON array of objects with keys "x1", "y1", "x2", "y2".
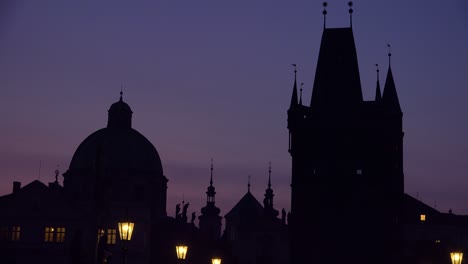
[{"x1": 1, "y1": 0, "x2": 467, "y2": 220}]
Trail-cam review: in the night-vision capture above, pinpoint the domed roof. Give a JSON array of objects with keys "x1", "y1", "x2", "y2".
[
  {"x1": 68, "y1": 94, "x2": 163, "y2": 175},
  {"x1": 69, "y1": 128, "x2": 163, "y2": 174}
]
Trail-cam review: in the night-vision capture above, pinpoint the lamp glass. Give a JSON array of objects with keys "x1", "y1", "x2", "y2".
[
  {"x1": 451, "y1": 252, "x2": 463, "y2": 264},
  {"x1": 176, "y1": 245, "x2": 188, "y2": 260},
  {"x1": 118, "y1": 221, "x2": 135, "y2": 241},
  {"x1": 212, "y1": 258, "x2": 222, "y2": 264}
]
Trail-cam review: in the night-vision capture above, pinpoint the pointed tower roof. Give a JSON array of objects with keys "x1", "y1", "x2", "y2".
[
  {"x1": 290, "y1": 65, "x2": 299, "y2": 108},
  {"x1": 382, "y1": 49, "x2": 402, "y2": 114},
  {"x1": 310, "y1": 27, "x2": 363, "y2": 110},
  {"x1": 201, "y1": 159, "x2": 220, "y2": 216},
  {"x1": 263, "y1": 162, "x2": 279, "y2": 218},
  {"x1": 375, "y1": 64, "x2": 382, "y2": 101}
]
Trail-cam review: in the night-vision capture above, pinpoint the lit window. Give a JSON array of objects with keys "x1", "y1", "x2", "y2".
[
  {"x1": 107, "y1": 229, "x2": 117, "y2": 244},
  {"x1": 97, "y1": 229, "x2": 105, "y2": 242},
  {"x1": 11, "y1": 226, "x2": 20, "y2": 241},
  {"x1": 420, "y1": 214, "x2": 426, "y2": 222},
  {"x1": 45, "y1": 227, "x2": 55, "y2": 242},
  {"x1": 56, "y1": 227, "x2": 65, "y2": 243},
  {"x1": 356, "y1": 169, "x2": 362, "y2": 175},
  {"x1": 436, "y1": 240, "x2": 441, "y2": 243}
]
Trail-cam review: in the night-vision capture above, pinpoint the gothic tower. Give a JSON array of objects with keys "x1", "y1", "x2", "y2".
[
  {"x1": 198, "y1": 160, "x2": 222, "y2": 242},
  {"x1": 287, "y1": 6, "x2": 404, "y2": 264}
]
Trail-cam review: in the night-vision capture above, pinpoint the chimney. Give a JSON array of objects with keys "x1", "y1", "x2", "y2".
[{"x1": 13, "y1": 181, "x2": 21, "y2": 193}]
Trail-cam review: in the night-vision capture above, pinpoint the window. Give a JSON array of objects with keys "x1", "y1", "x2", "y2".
[
  {"x1": 11, "y1": 226, "x2": 20, "y2": 241},
  {"x1": 45, "y1": 227, "x2": 55, "y2": 242},
  {"x1": 44, "y1": 227, "x2": 66, "y2": 243},
  {"x1": 420, "y1": 214, "x2": 426, "y2": 222},
  {"x1": 436, "y1": 240, "x2": 441, "y2": 243},
  {"x1": 56, "y1": 227, "x2": 66, "y2": 242},
  {"x1": 107, "y1": 229, "x2": 117, "y2": 244},
  {"x1": 0, "y1": 226, "x2": 21, "y2": 241}
]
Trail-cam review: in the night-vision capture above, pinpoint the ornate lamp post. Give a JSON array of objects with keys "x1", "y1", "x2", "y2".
[
  {"x1": 118, "y1": 220, "x2": 135, "y2": 264},
  {"x1": 451, "y1": 252, "x2": 463, "y2": 264},
  {"x1": 176, "y1": 244, "x2": 188, "y2": 264},
  {"x1": 211, "y1": 257, "x2": 222, "y2": 264}
]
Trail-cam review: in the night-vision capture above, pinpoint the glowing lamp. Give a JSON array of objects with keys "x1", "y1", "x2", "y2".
[
  {"x1": 451, "y1": 252, "x2": 463, "y2": 264},
  {"x1": 176, "y1": 245, "x2": 188, "y2": 260},
  {"x1": 212, "y1": 257, "x2": 222, "y2": 264},
  {"x1": 118, "y1": 221, "x2": 135, "y2": 241}
]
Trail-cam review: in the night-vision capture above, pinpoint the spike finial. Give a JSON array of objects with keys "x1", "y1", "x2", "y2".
[
  {"x1": 375, "y1": 63, "x2": 380, "y2": 81},
  {"x1": 322, "y1": 2, "x2": 328, "y2": 29},
  {"x1": 248, "y1": 175, "x2": 251, "y2": 192},
  {"x1": 268, "y1": 162, "x2": 272, "y2": 189},
  {"x1": 348, "y1": 2, "x2": 353, "y2": 27},
  {"x1": 120, "y1": 85, "x2": 123, "y2": 101},
  {"x1": 387, "y1": 44, "x2": 392, "y2": 66},
  {"x1": 292, "y1": 64, "x2": 297, "y2": 75},
  {"x1": 299, "y1": 83, "x2": 304, "y2": 105},
  {"x1": 210, "y1": 158, "x2": 214, "y2": 186},
  {"x1": 54, "y1": 165, "x2": 60, "y2": 183}
]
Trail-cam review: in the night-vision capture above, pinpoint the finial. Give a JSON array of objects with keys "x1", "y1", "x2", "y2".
[
  {"x1": 291, "y1": 64, "x2": 297, "y2": 76},
  {"x1": 210, "y1": 158, "x2": 214, "y2": 186},
  {"x1": 120, "y1": 85, "x2": 123, "y2": 102},
  {"x1": 375, "y1": 63, "x2": 379, "y2": 81},
  {"x1": 248, "y1": 175, "x2": 251, "y2": 192},
  {"x1": 322, "y1": 2, "x2": 328, "y2": 29},
  {"x1": 348, "y1": 1, "x2": 353, "y2": 27},
  {"x1": 387, "y1": 43, "x2": 392, "y2": 66},
  {"x1": 268, "y1": 162, "x2": 272, "y2": 189},
  {"x1": 299, "y1": 83, "x2": 304, "y2": 105}
]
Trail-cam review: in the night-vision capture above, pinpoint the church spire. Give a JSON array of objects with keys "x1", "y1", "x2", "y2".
[
  {"x1": 375, "y1": 64, "x2": 382, "y2": 101},
  {"x1": 264, "y1": 162, "x2": 279, "y2": 218},
  {"x1": 382, "y1": 45, "x2": 402, "y2": 114},
  {"x1": 290, "y1": 64, "x2": 299, "y2": 108},
  {"x1": 206, "y1": 158, "x2": 216, "y2": 204},
  {"x1": 299, "y1": 83, "x2": 304, "y2": 105}
]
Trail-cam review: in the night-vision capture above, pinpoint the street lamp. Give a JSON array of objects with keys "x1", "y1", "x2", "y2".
[
  {"x1": 451, "y1": 252, "x2": 463, "y2": 264},
  {"x1": 211, "y1": 257, "x2": 222, "y2": 264},
  {"x1": 176, "y1": 244, "x2": 188, "y2": 263},
  {"x1": 118, "y1": 220, "x2": 135, "y2": 264}
]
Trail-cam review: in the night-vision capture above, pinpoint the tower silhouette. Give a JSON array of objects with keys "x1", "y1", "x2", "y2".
[{"x1": 287, "y1": 10, "x2": 404, "y2": 264}]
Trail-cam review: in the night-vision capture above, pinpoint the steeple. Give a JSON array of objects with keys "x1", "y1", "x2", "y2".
[
  {"x1": 375, "y1": 64, "x2": 382, "y2": 101},
  {"x1": 290, "y1": 64, "x2": 299, "y2": 108},
  {"x1": 263, "y1": 162, "x2": 279, "y2": 218},
  {"x1": 382, "y1": 46, "x2": 402, "y2": 114},
  {"x1": 199, "y1": 159, "x2": 222, "y2": 240},
  {"x1": 299, "y1": 83, "x2": 304, "y2": 105}
]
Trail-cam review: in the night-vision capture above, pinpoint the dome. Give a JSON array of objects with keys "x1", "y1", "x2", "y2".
[
  {"x1": 68, "y1": 94, "x2": 163, "y2": 175},
  {"x1": 69, "y1": 127, "x2": 163, "y2": 174}
]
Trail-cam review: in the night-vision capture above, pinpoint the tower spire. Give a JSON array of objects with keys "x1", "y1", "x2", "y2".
[
  {"x1": 120, "y1": 85, "x2": 123, "y2": 101},
  {"x1": 382, "y1": 46, "x2": 402, "y2": 114},
  {"x1": 290, "y1": 64, "x2": 299, "y2": 107},
  {"x1": 248, "y1": 175, "x2": 251, "y2": 193},
  {"x1": 375, "y1": 64, "x2": 382, "y2": 101},
  {"x1": 348, "y1": 2, "x2": 353, "y2": 28},
  {"x1": 322, "y1": 2, "x2": 328, "y2": 29}
]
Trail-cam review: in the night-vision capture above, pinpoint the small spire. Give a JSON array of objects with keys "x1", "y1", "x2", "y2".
[
  {"x1": 290, "y1": 64, "x2": 299, "y2": 107},
  {"x1": 210, "y1": 158, "x2": 214, "y2": 186},
  {"x1": 348, "y1": 2, "x2": 353, "y2": 28},
  {"x1": 248, "y1": 175, "x2": 251, "y2": 192},
  {"x1": 299, "y1": 83, "x2": 304, "y2": 105},
  {"x1": 375, "y1": 64, "x2": 382, "y2": 101},
  {"x1": 322, "y1": 2, "x2": 328, "y2": 29},
  {"x1": 387, "y1": 44, "x2": 392, "y2": 66},
  {"x1": 120, "y1": 85, "x2": 123, "y2": 102}
]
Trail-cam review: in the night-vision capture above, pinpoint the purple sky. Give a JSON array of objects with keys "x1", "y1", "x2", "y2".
[{"x1": 1, "y1": 0, "x2": 468, "y2": 220}]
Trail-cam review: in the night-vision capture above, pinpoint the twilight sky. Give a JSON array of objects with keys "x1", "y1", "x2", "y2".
[{"x1": 1, "y1": 0, "x2": 467, "y2": 220}]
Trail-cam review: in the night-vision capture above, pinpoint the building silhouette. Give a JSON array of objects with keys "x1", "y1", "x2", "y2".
[{"x1": 0, "y1": 6, "x2": 467, "y2": 264}]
